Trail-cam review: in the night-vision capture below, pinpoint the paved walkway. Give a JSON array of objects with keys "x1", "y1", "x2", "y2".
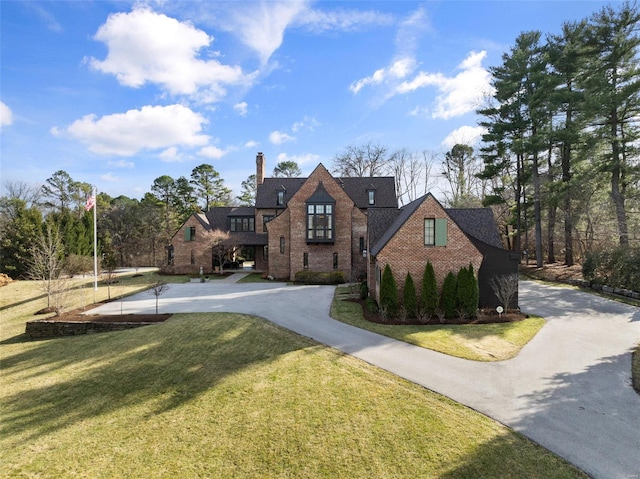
[{"x1": 89, "y1": 278, "x2": 640, "y2": 479}]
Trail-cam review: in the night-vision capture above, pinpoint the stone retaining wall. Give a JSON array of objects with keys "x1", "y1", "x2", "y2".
[{"x1": 26, "y1": 320, "x2": 157, "y2": 339}]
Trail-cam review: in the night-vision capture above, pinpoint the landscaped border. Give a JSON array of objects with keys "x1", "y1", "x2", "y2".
[{"x1": 330, "y1": 286, "x2": 544, "y2": 361}]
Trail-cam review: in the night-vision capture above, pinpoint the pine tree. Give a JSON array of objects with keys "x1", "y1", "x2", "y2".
[
  {"x1": 402, "y1": 272, "x2": 417, "y2": 319},
  {"x1": 380, "y1": 264, "x2": 398, "y2": 318},
  {"x1": 421, "y1": 261, "x2": 438, "y2": 317}
]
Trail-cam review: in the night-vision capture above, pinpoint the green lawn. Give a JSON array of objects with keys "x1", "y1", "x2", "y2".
[
  {"x1": 331, "y1": 287, "x2": 545, "y2": 361},
  {"x1": 0, "y1": 278, "x2": 586, "y2": 478}
]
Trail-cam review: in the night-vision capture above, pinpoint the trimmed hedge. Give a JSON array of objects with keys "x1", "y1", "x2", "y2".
[{"x1": 294, "y1": 270, "x2": 346, "y2": 285}]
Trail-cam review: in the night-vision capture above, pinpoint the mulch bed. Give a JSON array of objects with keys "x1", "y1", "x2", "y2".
[
  {"x1": 348, "y1": 299, "x2": 526, "y2": 325},
  {"x1": 35, "y1": 305, "x2": 171, "y2": 323}
]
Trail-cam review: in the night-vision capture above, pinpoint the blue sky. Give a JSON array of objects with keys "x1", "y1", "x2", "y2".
[{"x1": 1, "y1": 0, "x2": 615, "y2": 200}]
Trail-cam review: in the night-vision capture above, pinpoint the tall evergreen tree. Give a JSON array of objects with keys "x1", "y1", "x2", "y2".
[
  {"x1": 237, "y1": 174, "x2": 257, "y2": 206},
  {"x1": 581, "y1": 2, "x2": 640, "y2": 246},
  {"x1": 273, "y1": 161, "x2": 302, "y2": 178},
  {"x1": 190, "y1": 164, "x2": 232, "y2": 211}
]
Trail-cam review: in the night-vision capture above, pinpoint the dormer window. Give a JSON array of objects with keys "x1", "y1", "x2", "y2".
[
  {"x1": 367, "y1": 184, "x2": 376, "y2": 205},
  {"x1": 368, "y1": 189, "x2": 375, "y2": 205},
  {"x1": 276, "y1": 187, "x2": 286, "y2": 206}
]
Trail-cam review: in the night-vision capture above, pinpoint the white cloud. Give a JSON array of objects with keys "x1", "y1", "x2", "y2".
[
  {"x1": 276, "y1": 152, "x2": 319, "y2": 166},
  {"x1": 225, "y1": 1, "x2": 308, "y2": 65},
  {"x1": 269, "y1": 130, "x2": 295, "y2": 145},
  {"x1": 295, "y1": 7, "x2": 395, "y2": 33},
  {"x1": 291, "y1": 116, "x2": 320, "y2": 132},
  {"x1": 101, "y1": 173, "x2": 120, "y2": 182},
  {"x1": 432, "y1": 51, "x2": 494, "y2": 119},
  {"x1": 395, "y1": 51, "x2": 493, "y2": 119},
  {"x1": 244, "y1": 140, "x2": 259, "y2": 148},
  {"x1": 234, "y1": 102, "x2": 248, "y2": 116},
  {"x1": 441, "y1": 125, "x2": 487, "y2": 149},
  {"x1": 159, "y1": 147, "x2": 185, "y2": 162},
  {"x1": 58, "y1": 104, "x2": 210, "y2": 156},
  {"x1": 0, "y1": 101, "x2": 13, "y2": 128},
  {"x1": 199, "y1": 145, "x2": 227, "y2": 159},
  {"x1": 350, "y1": 57, "x2": 416, "y2": 94},
  {"x1": 107, "y1": 159, "x2": 135, "y2": 169},
  {"x1": 89, "y1": 8, "x2": 252, "y2": 102}
]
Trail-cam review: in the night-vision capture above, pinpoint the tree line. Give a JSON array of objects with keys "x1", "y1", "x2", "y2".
[{"x1": 1, "y1": 2, "x2": 638, "y2": 280}]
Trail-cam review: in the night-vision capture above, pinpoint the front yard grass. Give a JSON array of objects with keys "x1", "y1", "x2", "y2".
[
  {"x1": 331, "y1": 287, "x2": 544, "y2": 361},
  {"x1": 0, "y1": 285, "x2": 586, "y2": 479}
]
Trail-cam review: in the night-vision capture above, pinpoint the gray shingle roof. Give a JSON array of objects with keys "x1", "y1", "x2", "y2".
[
  {"x1": 369, "y1": 194, "x2": 504, "y2": 256},
  {"x1": 370, "y1": 195, "x2": 428, "y2": 256},
  {"x1": 445, "y1": 208, "x2": 503, "y2": 248},
  {"x1": 255, "y1": 176, "x2": 397, "y2": 209}
]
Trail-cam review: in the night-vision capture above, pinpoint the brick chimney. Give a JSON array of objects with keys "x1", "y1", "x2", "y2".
[{"x1": 256, "y1": 152, "x2": 266, "y2": 185}]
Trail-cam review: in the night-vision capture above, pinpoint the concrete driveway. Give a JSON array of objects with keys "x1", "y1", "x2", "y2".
[{"x1": 90, "y1": 279, "x2": 640, "y2": 479}]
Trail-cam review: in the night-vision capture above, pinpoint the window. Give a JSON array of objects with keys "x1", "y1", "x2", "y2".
[
  {"x1": 359, "y1": 237, "x2": 365, "y2": 254},
  {"x1": 424, "y1": 219, "x2": 435, "y2": 246},
  {"x1": 185, "y1": 226, "x2": 196, "y2": 241},
  {"x1": 277, "y1": 190, "x2": 285, "y2": 206},
  {"x1": 280, "y1": 236, "x2": 285, "y2": 254},
  {"x1": 230, "y1": 217, "x2": 255, "y2": 232},
  {"x1": 367, "y1": 190, "x2": 375, "y2": 205},
  {"x1": 190, "y1": 250, "x2": 195, "y2": 265},
  {"x1": 303, "y1": 253, "x2": 309, "y2": 270},
  {"x1": 263, "y1": 245, "x2": 269, "y2": 260},
  {"x1": 333, "y1": 252, "x2": 338, "y2": 270},
  {"x1": 425, "y1": 218, "x2": 447, "y2": 246},
  {"x1": 263, "y1": 215, "x2": 274, "y2": 232},
  {"x1": 306, "y1": 203, "x2": 334, "y2": 242}
]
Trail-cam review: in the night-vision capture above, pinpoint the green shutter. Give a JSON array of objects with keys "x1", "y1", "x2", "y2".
[
  {"x1": 184, "y1": 227, "x2": 191, "y2": 241},
  {"x1": 435, "y1": 219, "x2": 447, "y2": 246}
]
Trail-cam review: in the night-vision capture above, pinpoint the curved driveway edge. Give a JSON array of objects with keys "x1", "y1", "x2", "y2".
[{"x1": 89, "y1": 279, "x2": 640, "y2": 479}]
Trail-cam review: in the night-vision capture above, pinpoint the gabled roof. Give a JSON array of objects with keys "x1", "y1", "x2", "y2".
[
  {"x1": 306, "y1": 181, "x2": 335, "y2": 204},
  {"x1": 255, "y1": 175, "x2": 397, "y2": 209},
  {"x1": 255, "y1": 178, "x2": 306, "y2": 208},
  {"x1": 370, "y1": 195, "x2": 429, "y2": 256},
  {"x1": 369, "y1": 194, "x2": 504, "y2": 256}
]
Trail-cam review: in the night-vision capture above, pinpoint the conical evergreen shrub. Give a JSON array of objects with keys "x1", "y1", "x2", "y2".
[
  {"x1": 380, "y1": 264, "x2": 398, "y2": 318},
  {"x1": 441, "y1": 271, "x2": 458, "y2": 319},
  {"x1": 403, "y1": 272, "x2": 417, "y2": 319},
  {"x1": 456, "y1": 263, "x2": 479, "y2": 319},
  {"x1": 421, "y1": 261, "x2": 438, "y2": 317}
]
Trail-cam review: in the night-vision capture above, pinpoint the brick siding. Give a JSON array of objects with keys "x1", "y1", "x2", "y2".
[{"x1": 369, "y1": 195, "x2": 483, "y2": 303}]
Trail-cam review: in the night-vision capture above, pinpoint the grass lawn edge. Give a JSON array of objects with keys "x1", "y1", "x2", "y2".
[{"x1": 330, "y1": 286, "x2": 545, "y2": 362}]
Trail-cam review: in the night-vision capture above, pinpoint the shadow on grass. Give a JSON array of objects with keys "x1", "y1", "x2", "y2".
[
  {"x1": 0, "y1": 314, "x2": 311, "y2": 448},
  {"x1": 439, "y1": 433, "x2": 588, "y2": 479}
]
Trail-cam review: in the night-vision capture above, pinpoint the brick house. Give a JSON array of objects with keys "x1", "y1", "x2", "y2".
[{"x1": 168, "y1": 153, "x2": 518, "y2": 309}]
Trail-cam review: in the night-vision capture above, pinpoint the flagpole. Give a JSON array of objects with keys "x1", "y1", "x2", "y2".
[{"x1": 93, "y1": 186, "x2": 98, "y2": 291}]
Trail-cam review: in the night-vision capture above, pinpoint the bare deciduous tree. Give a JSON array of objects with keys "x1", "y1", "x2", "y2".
[
  {"x1": 206, "y1": 229, "x2": 233, "y2": 274},
  {"x1": 332, "y1": 142, "x2": 391, "y2": 177},
  {"x1": 147, "y1": 281, "x2": 170, "y2": 314},
  {"x1": 390, "y1": 149, "x2": 439, "y2": 205},
  {"x1": 28, "y1": 223, "x2": 70, "y2": 315},
  {"x1": 489, "y1": 274, "x2": 519, "y2": 310}
]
